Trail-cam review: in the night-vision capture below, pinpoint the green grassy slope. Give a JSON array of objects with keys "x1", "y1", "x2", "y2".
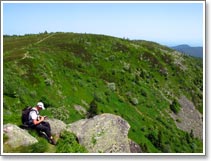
[{"x1": 3, "y1": 32, "x2": 203, "y2": 153}]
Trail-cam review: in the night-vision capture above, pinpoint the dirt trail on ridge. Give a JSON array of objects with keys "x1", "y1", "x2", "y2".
[
  {"x1": 22, "y1": 34, "x2": 55, "y2": 60},
  {"x1": 35, "y1": 34, "x2": 55, "y2": 45}
]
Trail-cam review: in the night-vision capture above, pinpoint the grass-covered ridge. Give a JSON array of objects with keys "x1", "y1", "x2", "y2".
[{"x1": 3, "y1": 32, "x2": 203, "y2": 153}]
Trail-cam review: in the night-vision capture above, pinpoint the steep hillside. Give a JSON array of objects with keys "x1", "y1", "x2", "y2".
[
  {"x1": 171, "y1": 44, "x2": 203, "y2": 58},
  {"x1": 3, "y1": 32, "x2": 203, "y2": 153}
]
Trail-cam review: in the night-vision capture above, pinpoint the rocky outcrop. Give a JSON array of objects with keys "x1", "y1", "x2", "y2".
[
  {"x1": 67, "y1": 113, "x2": 138, "y2": 153},
  {"x1": 3, "y1": 114, "x2": 141, "y2": 153},
  {"x1": 3, "y1": 124, "x2": 38, "y2": 148},
  {"x1": 170, "y1": 96, "x2": 203, "y2": 140}
]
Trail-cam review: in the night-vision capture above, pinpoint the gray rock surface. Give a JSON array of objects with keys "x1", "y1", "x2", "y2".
[
  {"x1": 129, "y1": 139, "x2": 142, "y2": 153},
  {"x1": 3, "y1": 124, "x2": 38, "y2": 148},
  {"x1": 67, "y1": 113, "x2": 132, "y2": 153},
  {"x1": 170, "y1": 96, "x2": 203, "y2": 140},
  {"x1": 46, "y1": 118, "x2": 67, "y2": 136}
]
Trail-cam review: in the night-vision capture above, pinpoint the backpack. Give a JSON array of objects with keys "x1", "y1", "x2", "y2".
[{"x1": 21, "y1": 106, "x2": 37, "y2": 125}]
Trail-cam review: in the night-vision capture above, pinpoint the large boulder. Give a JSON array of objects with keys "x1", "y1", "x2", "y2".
[
  {"x1": 170, "y1": 96, "x2": 203, "y2": 140},
  {"x1": 3, "y1": 124, "x2": 38, "y2": 148},
  {"x1": 67, "y1": 113, "x2": 134, "y2": 153},
  {"x1": 46, "y1": 118, "x2": 67, "y2": 136}
]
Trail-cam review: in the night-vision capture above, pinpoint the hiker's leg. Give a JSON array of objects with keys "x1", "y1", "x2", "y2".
[
  {"x1": 36, "y1": 123, "x2": 51, "y2": 138},
  {"x1": 35, "y1": 123, "x2": 56, "y2": 145},
  {"x1": 41, "y1": 121, "x2": 51, "y2": 131}
]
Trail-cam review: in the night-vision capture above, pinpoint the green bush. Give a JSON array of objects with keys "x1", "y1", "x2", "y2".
[
  {"x1": 130, "y1": 97, "x2": 139, "y2": 106},
  {"x1": 139, "y1": 143, "x2": 148, "y2": 152},
  {"x1": 56, "y1": 131, "x2": 87, "y2": 153},
  {"x1": 49, "y1": 107, "x2": 70, "y2": 122},
  {"x1": 27, "y1": 138, "x2": 48, "y2": 153},
  {"x1": 170, "y1": 99, "x2": 181, "y2": 114},
  {"x1": 87, "y1": 99, "x2": 98, "y2": 118}
]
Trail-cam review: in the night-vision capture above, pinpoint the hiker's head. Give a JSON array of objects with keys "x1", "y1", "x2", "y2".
[{"x1": 37, "y1": 102, "x2": 45, "y2": 110}]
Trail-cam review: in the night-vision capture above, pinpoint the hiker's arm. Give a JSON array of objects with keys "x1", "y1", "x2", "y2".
[{"x1": 32, "y1": 116, "x2": 45, "y2": 125}]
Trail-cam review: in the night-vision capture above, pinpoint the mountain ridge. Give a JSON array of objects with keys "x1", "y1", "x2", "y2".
[
  {"x1": 171, "y1": 44, "x2": 203, "y2": 58},
  {"x1": 3, "y1": 32, "x2": 203, "y2": 153}
]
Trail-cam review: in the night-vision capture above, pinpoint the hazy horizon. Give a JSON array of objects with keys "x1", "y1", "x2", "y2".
[
  {"x1": 2, "y1": 2, "x2": 204, "y2": 47},
  {"x1": 2, "y1": 31, "x2": 203, "y2": 47}
]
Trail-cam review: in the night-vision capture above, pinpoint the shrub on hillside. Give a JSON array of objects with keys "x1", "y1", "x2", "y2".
[
  {"x1": 139, "y1": 143, "x2": 148, "y2": 152},
  {"x1": 170, "y1": 99, "x2": 181, "y2": 114},
  {"x1": 50, "y1": 107, "x2": 70, "y2": 122},
  {"x1": 56, "y1": 131, "x2": 87, "y2": 153},
  {"x1": 107, "y1": 82, "x2": 116, "y2": 91},
  {"x1": 40, "y1": 96, "x2": 54, "y2": 108},
  {"x1": 87, "y1": 99, "x2": 98, "y2": 118},
  {"x1": 130, "y1": 97, "x2": 139, "y2": 106},
  {"x1": 28, "y1": 138, "x2": 48, "y2": 153},
  {"x1": 140, "y1": 88, "x2": 147, "y2": 97},
  {"x1": 123, "y1": 62, "x2": 130, "y2": 71}
]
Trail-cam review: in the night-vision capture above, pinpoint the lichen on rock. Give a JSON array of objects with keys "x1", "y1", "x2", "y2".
[
  {"x1": 67, "y1": 113, "x2": 134, "y2": 153},
  {"x1": 3, "y1": 124, "x2": 38, "y2": 148}
]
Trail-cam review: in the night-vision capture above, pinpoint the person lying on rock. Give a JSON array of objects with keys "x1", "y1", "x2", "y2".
[{"x1": 28, "y1": 102, "x2": 56, "y2": 145}]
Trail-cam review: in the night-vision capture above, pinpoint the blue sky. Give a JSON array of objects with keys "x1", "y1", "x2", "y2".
[{"x1": 3, "y1": 2, "x2": 204, "y2": 46}]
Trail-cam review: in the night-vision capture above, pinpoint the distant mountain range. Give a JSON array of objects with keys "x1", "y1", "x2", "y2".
[{"x1": 171, "y1": 44, "x2": 203, "y2": 58}]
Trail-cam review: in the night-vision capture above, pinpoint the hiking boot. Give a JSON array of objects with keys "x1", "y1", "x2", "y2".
[
  {"x1": 39, "y1": 131, "x2": 48, "y2": 138},
  {"x1": 49, "y1": 138, "x2": 56, "y2": 145},
  {"x1": 40, "y1": 131, "x2": 46, "y2": 135}
]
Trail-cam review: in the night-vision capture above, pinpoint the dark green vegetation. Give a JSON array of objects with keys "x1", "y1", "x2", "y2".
[
  {"x1": 170, "y1": 99, "x2": 181, "y2": 114},
  {"x1": 87, "y1": 99, "x2": 98, "y2": 118},
  {"x1": 56, "y1": 131, "x2": 87, "y2": 153},
  {"x1": 3, "y1": 32, "x2": 203, "y2": 153}
]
